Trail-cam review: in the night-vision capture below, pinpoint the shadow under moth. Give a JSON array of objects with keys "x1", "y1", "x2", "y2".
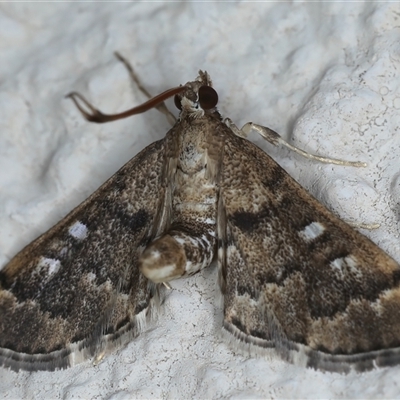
[{"x1": 1, "y1": 60, "x2": 400, "y2": 373}]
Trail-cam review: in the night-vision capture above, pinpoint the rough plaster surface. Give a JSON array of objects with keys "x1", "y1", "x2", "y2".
[{"x1": 0, "y1": 3, "x2": 399, "y2": 399}]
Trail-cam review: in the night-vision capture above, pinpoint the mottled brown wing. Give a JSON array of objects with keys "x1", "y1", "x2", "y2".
[
  {"x1": 0, "y1": 139, "x2": 168, "y2": 371},
  {"x1": 219, "y1": 131, "x2": 400, "y2": 372}
]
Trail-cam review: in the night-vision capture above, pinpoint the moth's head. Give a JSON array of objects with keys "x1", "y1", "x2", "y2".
[{"x1": 174, "y1": 70, "x2": 222, "y2": 120}]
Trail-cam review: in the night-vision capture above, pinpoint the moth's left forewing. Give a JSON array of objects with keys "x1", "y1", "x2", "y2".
[
  {"x1": 218, "y1": 129, "x2": 400, "y2": 372},
  {"x1": 0, "y1": 138, "x2": 170, "y2": 371}
]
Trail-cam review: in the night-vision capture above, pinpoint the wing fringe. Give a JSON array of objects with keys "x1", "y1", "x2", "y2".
[
  {"x1": 222, "y1": 322, "x2": 400, "y2": 373},
  {"x1": 0, "y1": 283, "x2": 164, "y2": 372}
]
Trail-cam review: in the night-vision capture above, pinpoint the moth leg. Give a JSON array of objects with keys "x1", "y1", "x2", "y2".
[
  {"x1": 224, "y1": 118, "x2": 366, "y2": 167},
  {"x1": 114, "y1": 52, "x2": 176, "y2": 126},
  {"x1": 345, "y1": 221, "x2": 380, "y2": 230},
  {"x1": 163, "y1": 282, "x2": 172, "y2": 290},
  {"x1": 139, "y1": 228, "x2": 216, "y2": 284}
]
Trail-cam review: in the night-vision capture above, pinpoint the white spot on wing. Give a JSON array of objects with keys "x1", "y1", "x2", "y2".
[
  {"x1": 68, "y1": 221, "x2": 88, "y2": 240},
  {"x1": 330, "y1": 255, "x2": 360, "y2": 277},
  {"x1": 298, "y1": 222, "x2": 325, "y2": 242},
  {"x1": 59, "y1": 246, "x2": 68, "y2": 257},
  {"x1": 86, "y1": 272, "x2": 97, "y2": 283},
  {"x1": 330, "y1": 257, "x2": 345, "y2": 272},
  {"x1": 38, "y1": 257, "x2": 61, "y2": 276}
]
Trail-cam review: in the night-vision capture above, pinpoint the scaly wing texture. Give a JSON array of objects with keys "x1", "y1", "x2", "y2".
[
  {"x1": 0, "y1": 139, "x2": 167, "y2": 371},
  {"x1": 219, "y1": 131, "x2": 400, "y2": 373}
]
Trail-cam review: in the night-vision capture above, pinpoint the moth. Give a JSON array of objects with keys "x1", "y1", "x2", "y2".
[{"x1": 1, "y1": 61, "x2": 400, "y2": 374}]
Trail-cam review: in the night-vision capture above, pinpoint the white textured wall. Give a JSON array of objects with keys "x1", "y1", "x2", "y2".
[{"x1": 1, "y1": 3, "x2": 399, "y2": 399}]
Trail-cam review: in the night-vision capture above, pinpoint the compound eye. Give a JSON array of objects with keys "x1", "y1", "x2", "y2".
[
  {"x1": 174, "y1": 95, "x2": 182, "y2": 110},
  {"x1": 198, "y1": 86, "x2": 218, "y2": 110}
]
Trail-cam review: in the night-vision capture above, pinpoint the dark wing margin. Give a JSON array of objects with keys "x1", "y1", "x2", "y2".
[
  {"x1": 218, "y1": 131, "x2": 400, "y2": 373},
  {"x1": 0, "y1": 139, "x2": 168, "y2": 372}
]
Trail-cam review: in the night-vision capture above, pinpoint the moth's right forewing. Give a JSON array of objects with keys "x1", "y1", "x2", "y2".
[
  {"x1": 0, "y1": 138, "x2": 170, "y2": 371},
  {"x1": 219, "y1": 131, "x2": 400, "y2": 372}
]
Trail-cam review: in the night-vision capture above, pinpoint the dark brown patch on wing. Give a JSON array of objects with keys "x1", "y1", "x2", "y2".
[{"x1": 231, "y1": 207, "x2": 272, "y2": 232}]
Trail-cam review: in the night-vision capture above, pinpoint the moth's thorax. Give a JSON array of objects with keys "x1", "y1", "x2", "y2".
[
  {"x1": 177, "y1": 120, "x2": 210, "y2": 173},
  {"x1": 174, "y1": 120, "x2": 217, "y2": 200}
]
